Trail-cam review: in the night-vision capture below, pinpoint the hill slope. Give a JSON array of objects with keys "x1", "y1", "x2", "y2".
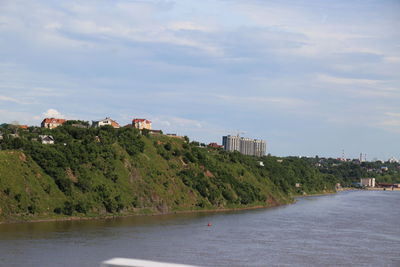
[{"x1": 0, "y1": 125, "x2": 336, "y2": 222}]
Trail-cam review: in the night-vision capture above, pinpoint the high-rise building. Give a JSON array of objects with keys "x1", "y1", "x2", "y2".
[
  {"x1": 222, "y1": 135, "x2": 240, "y2": 152},
  {"x1": 253, "y1": 139, "x2": 266, "y2": 157},
  {"x1": 222, "y1": 135, "x2": 266, "y2": 156}
]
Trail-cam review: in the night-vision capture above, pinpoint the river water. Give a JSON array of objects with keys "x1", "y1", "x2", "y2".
[{"x1": 0, "y1": 190, "x2": 399, "y2": 267}]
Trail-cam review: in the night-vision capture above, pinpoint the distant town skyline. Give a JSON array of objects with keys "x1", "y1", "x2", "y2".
[{"x1": 0, "y1": 0, "x2": 399, "y2": 160}]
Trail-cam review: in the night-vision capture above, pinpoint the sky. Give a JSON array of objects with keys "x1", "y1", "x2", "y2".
[{"x1": 0, "y1": 0, "x2": 399, "y2": 160}]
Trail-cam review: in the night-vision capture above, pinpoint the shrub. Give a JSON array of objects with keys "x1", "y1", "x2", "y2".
[{"x1": 62, "y1": 201, "x2": 74, "y2": 215}]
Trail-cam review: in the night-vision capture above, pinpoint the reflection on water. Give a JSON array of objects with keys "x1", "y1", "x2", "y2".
[
  {"x1": 0, "y1": 191, "x2": 399, "y2": 267},
  {"x1": 0, "y1": 212, "x2": 213, "y2": 240}
]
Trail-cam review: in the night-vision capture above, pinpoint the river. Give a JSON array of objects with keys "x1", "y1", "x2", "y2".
[{"x1": 0, "y1": 190, "x2": 399, "y2": 267}]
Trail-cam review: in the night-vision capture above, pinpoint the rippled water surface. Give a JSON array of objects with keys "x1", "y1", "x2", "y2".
[{"x1": 0, "y1": 190, "x2": 399, "y2": 267}]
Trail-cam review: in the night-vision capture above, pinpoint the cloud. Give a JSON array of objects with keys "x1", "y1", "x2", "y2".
[
  {"x1": 377, "y1": 119, "x2": 400, "y2": 133},
  {"x1": 384, "y1": 56, "x2": 400, "y2": 63},
  {"x1": 381, "y1": 120, "x2": 400, "y2": 127},
  {"x1": 10, "y1": 1, "x2": 221, "y2": 55},
  {"x1": 315, "y1": 73, "x2": 400, "y2": 99},
  {"x1": 168, "y1": 21, "x2": 213, "y2": 32},
  {"x1": 151, "y1": 114, "x2": 231, "y2": 143},
  {"x1": 42, "y1": 108, "x2": 65, "y2": 118},
  {"x1": 153, "y1": 116, "x2": 202, "y2": 129},
  {"x1": 216, "y1": 94, "x2": 308, "y2": 109},
  {"x1": 317, "y1": 74, "x2": 380, "y2": 86},
  {"x1": 385, "y1": 112, "x2": 400, "y2": 118},
  {"x1": 364, "y1": 111, "x2": 400, "y2": 134},
  {"x1": 0, "y1": 0, "x2": 399, "y2": 158},
  {"x1": 0, "y1": 95, "x2": 22, "y2": 104},
  {"x1": 0, "y1": 109, "x2": 39, "y2": 125}
]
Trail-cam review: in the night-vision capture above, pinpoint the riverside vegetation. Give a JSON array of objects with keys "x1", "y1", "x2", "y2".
[{"x1": 0, "y1": 123, "x2": 338, "y2": 222}]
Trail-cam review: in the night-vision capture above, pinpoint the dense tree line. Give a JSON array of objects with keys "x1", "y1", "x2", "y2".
[{"x1": 302, "y1": 157, "x2": 400, "y2": 186}]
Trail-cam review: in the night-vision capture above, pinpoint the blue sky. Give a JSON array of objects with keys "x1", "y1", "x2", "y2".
[{"x1": 0, "y1": 0, "x2": 399, "y2": 160}]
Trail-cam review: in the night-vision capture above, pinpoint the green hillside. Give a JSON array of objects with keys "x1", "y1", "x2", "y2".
[
  {"x1": 0, "y1": 124, "x2": 337, "y2": 222},
  {"x1": 0, "y1": 150, "x2": 66, "y2": 220}
]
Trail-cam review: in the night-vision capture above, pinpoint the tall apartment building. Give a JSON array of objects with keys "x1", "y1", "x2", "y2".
[{"x1": 222, "y1": 135, "x2": 266, "y2": 156}]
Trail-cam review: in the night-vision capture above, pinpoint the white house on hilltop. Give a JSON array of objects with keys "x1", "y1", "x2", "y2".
[{"x1": 92, "y1": 118, "x2": 120, "y2": 128}]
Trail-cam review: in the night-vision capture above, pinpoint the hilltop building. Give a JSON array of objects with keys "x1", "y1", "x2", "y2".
[
  {"x1": 92, "y1": 118, "x2": 120, "y2": 128},
  {"x1": 41, "y1": 118, "x2": 66, "y2": 129},
  {"x1": 388, "y1": 157, "x2": 399, "y2": 163},
  {"x1": 208, "y1": 143, "x2": 223, "y2": 149},
  {"x1": 132, "y1": 119, "x2": 152, "y2": 130},
  {"x1": 222, "y1": 135, "x2": 266, "y2": 156},
  {"x1": 39, "y1": 135, "x2": 55, "y2": 145}
]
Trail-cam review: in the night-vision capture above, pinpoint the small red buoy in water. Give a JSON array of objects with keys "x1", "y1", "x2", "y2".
[{"x1": 207, "y1": 223, "x2": 212, "y2": 227}]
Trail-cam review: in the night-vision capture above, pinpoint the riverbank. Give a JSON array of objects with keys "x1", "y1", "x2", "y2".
[
  {"x1": 366, "y1": 187, "x2": 400, "y2": 191},
  {"x1": 0, "y1": 190, "x2": 340, "y2": 225},
  {"x1": 1, "y1": 190, "x2": 341, "y2": 225},
  {"x1": 292, "y1": 190, "x2": 337, "y2": 199},
  {"x1": 0, "y1": 200, "x2": 291, "y2": 225},
  {"x1": 338, "y1": 187, "x2": 400, "y2": 191}
]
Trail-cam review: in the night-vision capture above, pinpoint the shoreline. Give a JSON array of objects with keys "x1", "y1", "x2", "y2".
[
  {"x1": 0, "y1": 191, "x2": 341, "y2": 225},
  {"x1": 365, "y1": 187, "x2": 400, "y2": 191},
  {"x1": 0, "y1": 202, "x2": 288, "y2": 225},
  {"x1": 338, "y1": 187, "x2": 400, "y2": 191},
  {"x1": 293, "y1": 191, "x2": 336, "y2": 199}
]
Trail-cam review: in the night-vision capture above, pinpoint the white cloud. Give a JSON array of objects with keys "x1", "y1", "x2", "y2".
[
  {"x1": 151, "y1": 114, "x2": 230, "y2": 143},
  {"x1": 0, "y1": 95, "x2": 22, "y2": 104},
  {"x1": 317, "y1": 74, "x2": 380, "y2": 86},
  {"x1": 168, "y1": 21, "x2": 213, "y2": 32},
  {"x1": 153, "y1": 116, "x2": 202, "y2": 129},
  {"x1": 381, "y1": 119, "x2": 400, "y2": 127},
  {"x1": 42, "y1": 108, "x2": 65, "y2": 118},
  {"x1": 3, "y1": 1, "x2": 219, "y2": 55},
  {"x1": 365, "y1": 111, "x2": 400, "y2": 134},
  {"x1": 0, "y1": 109, "x2": 40, "y2": 125},
  {"x1": 385, "y1": 112, "x2": 400, "y2": 118},
  {"x1": 315, "y1": 74, "x2": 400, "y2": 99},
  {"x1": 384, "y1": 56, "x2": 400, "y2": 63},
  {"x1": 377, "y1": 119, "x2": 400, "y2": 133},
  {"x1": 44, "y1": 22, "x2": 62, "y2": 30},
  {"x1": 216, "y1": 94, "x2": 308, "y2": 109},
  {"x1": 1, "y1": 0, "x2": 399, "y2": 158}
]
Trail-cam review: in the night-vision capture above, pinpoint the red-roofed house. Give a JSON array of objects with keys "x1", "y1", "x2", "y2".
[
  {"x1": 41, "y1": 118, "x2": 66, "y2": 129},
  {"x1": 208, "y1": 143, "x2": 223, "y2": 149},
  {"x1": 132, "y1": 119, "x2": 152, "y2": 130}
]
